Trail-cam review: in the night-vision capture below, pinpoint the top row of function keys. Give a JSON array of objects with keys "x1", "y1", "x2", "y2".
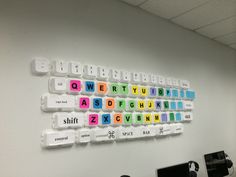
[{"x1": 32, "y1": 58, "x2": 191, "y2": 89}]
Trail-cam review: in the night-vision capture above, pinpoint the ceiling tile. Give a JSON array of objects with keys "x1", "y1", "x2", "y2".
[
  {"x1": 140, "y1": 0, "x2": 209, "y2": 19},
  {"x1": 121, "y1": 0, "x2": 146, "y2": 6},
  {"x1": 196, "y1": 16, "x2": 236, "y2": 38},
  {"x1": 215, "y1": 31, "x2": 236, "y2": 45},
  {"x1": 172, "y1": 0, "x2": 236, "y2": 30}
]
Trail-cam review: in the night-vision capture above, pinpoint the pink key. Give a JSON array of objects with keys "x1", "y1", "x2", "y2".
[
  {"x1": 79, "y1": 97, "x2": 90, "y2": 109},
  {"x1": 88, "y1": 114, "x2": 99, "y2": 125},
  {"x1": 70, "y1": 80, "x2": 81, "y2": 92}
]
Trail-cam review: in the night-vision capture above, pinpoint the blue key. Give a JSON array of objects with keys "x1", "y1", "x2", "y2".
[
  {"x1": 180, "y1": 89, "x2": 185, "y2": 98},
  {"x1": 172, "y1": 89, "x2": 179, "y2": 98},
  {"x1": 177, "y1": 101, "x2": 183, "y2": 110},
  {"x1": 155, "y1": 100, "x2": 162, "y2": 111},
  {"x1": 101, "y1": 114, "x2": 111, "y2": 125},
  {"x1": 165, "y1": 88, "x2": 171, "y2": 97},
  {"x1": 93, "y1": 98, "x2": 103, "y2": 109},
  {"x1": 161, "y1": 113, "x2": 168, "y2": 122},
  {"x1": 175, "y1": 113, "x2": 182, "y2": 122},
  {"x1": 170, "y1": 101, "x2": 177, "y2": 110},
  {"x1": 85, "y1": 81, "x2": 95, "y2": 92},
  {"x1": 149, "y1": 87, "x2": 156, "y2": 97},
  {"x1": 186, "y1": 90, "x2": 196, "y2": 100}
]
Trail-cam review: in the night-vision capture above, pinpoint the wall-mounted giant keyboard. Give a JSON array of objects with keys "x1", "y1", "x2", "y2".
[{"x1": 31, "y1": 57, "x2": 196, "y2": 148}]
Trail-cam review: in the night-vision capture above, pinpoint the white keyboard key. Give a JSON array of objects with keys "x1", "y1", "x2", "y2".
[
  {"x1": 67, "y1": 79, "x2": 82, "y2": 94},
  {"x1": 156, "y1": 124, "x2": 171, "y2": 136},
  {"x1": 97, "y1": 66, "x2": 110, "y2": 80},
  {"x1": 83, "y1": 64, "x2": 98, "y2": 79},
  {"x1": 138, "y1": 125, "x2": 156, "y2": 138},
  {"x1": 76, "y1": 128, "x2": 91, "y2": 143},
  {"x1": 172, "y1": 78, "x2": 180, "y2": 88},
  {"x1": 166, "y1": 77, "x2": 173, "y2": 87},
  {"x1": 41, "y1": 129, "x2": 75, "y2": 147},
  {"x1": 180, "y1": 80, "x2": 190, "y2": 89},
  {"x1": 52, "y1": 112, "x2": 84, "y2": 129},
  {"x1": 140, "y1": 73, "x2": 150, "y2": 85},
  {"x1": 116, "y1": 126, "x2": 138, "y2": 140},
  {"x1": 51, "y1": 60, "x2": 68, "y2": 76},
  {"x1": 184, "y1": 101, "x2": 194, "y2": 110},
  {"x1": 110, "y1": 69, "x2": 121, "y2": 82},
  {"x1": 150, "y1": 74, "x2": 157, "y2": 85},
  {"x1": 121, "y1": 71, "x2": 131, "y2": 83},
  {"x1": 171, "y1": 123, "x2": 184, "y2": 134},
  {"x1": 91, "y1": 127, "x2": 116, "y2": 142},
  {"x1": 75, "y1": 96, "x2": 91, "y2": 111},
  {"x1": 49, "y1": 77, "x2": 67, "y2": 94},
  {"x1": 31, "y1": 57, "x2": 50, "y2": 75},
  {"x1": 41, "y1": 93, "x2": 75, "y2": 111},
  {"x1": 183, "y1": 112, "x2": 193, "y2": 121},
  {"x1": 157, "y1": 76, "x2": 166, "y2": 86},
  {"x1": 131, "y1": 72, "x2": 141, "y2": 83},
  {"x1": 68, "y1": 61, "x2": 83, "y2": 77}
]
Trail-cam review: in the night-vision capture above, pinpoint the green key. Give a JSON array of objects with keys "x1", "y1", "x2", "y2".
[
  {"x1": 158, "y1": 88, "x2": 164, "y2": 97},
  {"x1": 109, "y1": 83, "x2": 119, "y2": 95},
  {"x1": 119, "y1": 83, "x2": 129, "y2": 96},
  {"x1": 134, "y1": 114, "x2": 143, "y2": 124},
  {"x1": 169, "y1": 112, "x2": 175, "y2": 122},
  {"x1": 124, "y1": 113, "x2": 132, "y2": 125},
  {"x1": 116, "y1": 99, "x2": 126, "y2": 111},
  {"x1": 127, "y1": 100, "x2": 136, "y2": 111},
  {"x1": 164, "y1": 101, "x2": 169, "y2": 110}
]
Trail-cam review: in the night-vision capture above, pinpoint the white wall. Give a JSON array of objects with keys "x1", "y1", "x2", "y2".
[{"x1": 0, "y1": 0, "x2": 236, "y2": 177}]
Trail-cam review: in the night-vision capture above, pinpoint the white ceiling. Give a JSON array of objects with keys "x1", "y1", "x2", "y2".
[{"x1": 121, "y1": 0, "x2": 236, "y2": 50}]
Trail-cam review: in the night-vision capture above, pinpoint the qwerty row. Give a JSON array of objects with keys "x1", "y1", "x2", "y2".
[
  {"x1": 32, "y1": 58, "x2": 191, "y2": 89},
  {"x1": 49, "y1": 77, "x2": 196, "y2": 100}
]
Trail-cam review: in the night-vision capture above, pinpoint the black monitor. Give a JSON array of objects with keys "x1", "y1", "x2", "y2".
[
  {"x1": 157, "y1": 162, "x2": 190, "y2": 177},
  {"x1": 204, "y1": 151, "x2": 229, "y2": 177}
]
